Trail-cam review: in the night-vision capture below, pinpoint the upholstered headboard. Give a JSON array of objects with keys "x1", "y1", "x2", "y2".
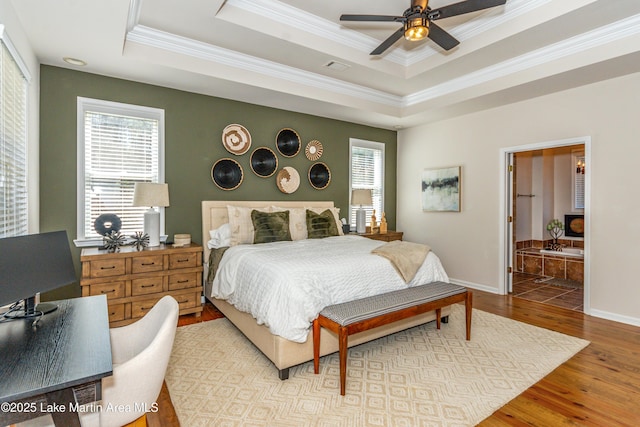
[{"x1": 201, "y1": 200, "x2": 335, "y2": 261}]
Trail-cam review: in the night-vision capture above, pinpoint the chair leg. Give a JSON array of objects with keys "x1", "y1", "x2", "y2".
[
  {"x1": 465, "y1": 291, "x2": 473, "y2": 340},
  {"x1": 339, "y1": 327, "x2": 348, "y2": 396}
]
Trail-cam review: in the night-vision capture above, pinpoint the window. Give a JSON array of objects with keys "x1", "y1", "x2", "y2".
[
  {"x1": 349, "y1": 139, "x2": 385, "y2": 227},
  {"x1": 572, "y1": 150, "x2": 585, "y2": 210},
  {"x1": 77, "y1": 97, "x2": 164, "y2": 245},
  {"x1": 0, "y1": 29, "x2": 29, "y2": 238}
]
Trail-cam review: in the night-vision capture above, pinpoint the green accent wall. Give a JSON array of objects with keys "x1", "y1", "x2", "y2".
[{"x1": 39, "y1": 65, "x2": 397, "y2": 299}]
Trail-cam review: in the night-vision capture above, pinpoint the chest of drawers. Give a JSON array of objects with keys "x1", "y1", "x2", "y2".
[{"x1": 80, "y1": 244, "x2": 203, "y2": 326}]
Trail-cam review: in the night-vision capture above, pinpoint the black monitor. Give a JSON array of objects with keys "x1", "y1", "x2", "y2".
[{"x1": 0, "y1": 230, "x2": 76, "y2": 318}]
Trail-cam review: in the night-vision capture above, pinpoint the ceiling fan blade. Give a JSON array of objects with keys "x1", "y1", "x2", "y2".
[
  {"x1": 429, "y1": 0, "x2": 506, "y2": 21},
  {"x1": 340, "y1": 14, "x2": 403, "y2": 22},
  {"x1": 428, "y1": 22, "x2": 460, "y2": 51},
  {"x1": 371, "y1": 27, "x2": 405, "y2": 55}
]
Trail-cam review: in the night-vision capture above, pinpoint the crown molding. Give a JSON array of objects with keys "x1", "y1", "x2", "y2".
[
  {"x1": 126, "y1": 3, "x2": 640, "y2": 114},
  {"x1": 224, "y1": 0, "x2": 408, "y2": 64},
  {"x1": 405, "y1": 13, "x2": 640, "y2": 106},
  {"x1": 126, "y1": 25, "x2": 402, "y2": 107}
]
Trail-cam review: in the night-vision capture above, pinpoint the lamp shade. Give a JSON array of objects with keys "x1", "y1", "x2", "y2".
[
  {"x1": 351, "y1": 189, "x2": 372, "y2": 206},
  {"x1": 133, "y1": 183, "x2": 170, "y2": 207}
]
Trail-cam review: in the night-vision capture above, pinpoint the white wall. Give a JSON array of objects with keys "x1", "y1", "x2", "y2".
[
  {"x1": 397, "y1": 71, "x2": 640, "y2": 325},
  {"x1": 0, "y1": 0, "x2": 40, "y2": 233}
]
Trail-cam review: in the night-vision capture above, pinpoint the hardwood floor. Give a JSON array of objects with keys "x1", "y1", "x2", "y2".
[{"x1": 156, "y1": 292, "x2": 640, "y2": 426}]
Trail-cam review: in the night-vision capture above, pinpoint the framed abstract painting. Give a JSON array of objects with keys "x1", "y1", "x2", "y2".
[{"x1": 421, "y1": 166, "x2": 461, "y2": 212}]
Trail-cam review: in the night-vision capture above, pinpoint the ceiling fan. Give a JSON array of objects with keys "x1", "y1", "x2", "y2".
[{"x1": 340, "y1": 0, "x2": 507, "y2": 55}]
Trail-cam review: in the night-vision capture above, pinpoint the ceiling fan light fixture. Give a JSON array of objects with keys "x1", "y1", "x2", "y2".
[{"x1": 404, "y1": 16, "x2": 429, "y2": 41}]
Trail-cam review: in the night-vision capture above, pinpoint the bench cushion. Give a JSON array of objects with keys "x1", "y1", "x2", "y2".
[{"x1": 319, "y1": 281, "x2": 466, "y2": 326}]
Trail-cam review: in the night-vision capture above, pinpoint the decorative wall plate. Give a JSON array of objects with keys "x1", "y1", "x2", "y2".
[
  {"x1": 222, "y1": 124, "x2": 251, "y2": 155},
  {"x1": 308, "y1": 162, "x2": 331, "y2": 190},
  {"x1": 276, "y1": 166, "x2": 300, "y2": 194},
  {"x1": 94, "y1": 213, "x2": 122, "y2": 236},
  {"x1": 250, "y1": 147, "x2": 278, "y2": 178},
  {"x1": 211, "y1": 158, "x2": 243, "y2": 190},
  {"x1": 305, "y1": 140, "x2": 323, "y2": 161},
  {"x1": 276, "y1": 128, "x2": 301, "y2": 157}
]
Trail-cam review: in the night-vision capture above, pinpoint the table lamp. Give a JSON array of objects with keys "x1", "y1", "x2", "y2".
[
  {"x1": 351, "y1": 189, "x2": 372, "y2": 234},
  {"x1": 133, "y1": 183, "x2": 170, "y2": 246}
]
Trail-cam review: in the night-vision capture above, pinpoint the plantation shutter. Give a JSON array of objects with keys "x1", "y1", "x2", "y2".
[
  {"x1": 82, "y1": 108, "x2": 160, "y2": 240},
  {"x1": 350, "y1": 141, "x2": 384, "y2": 227},
  {"x1": 0, "y1": 35, "x2": 28, "y2": 238}
]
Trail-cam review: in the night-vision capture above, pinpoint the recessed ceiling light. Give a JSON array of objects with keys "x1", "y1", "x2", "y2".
[
  {"x1": 324, "y1": 61, "x2": 350, "y2": 72},
  {"x1": 63, "y1": 57, "x2": 87, "y2": 66}
]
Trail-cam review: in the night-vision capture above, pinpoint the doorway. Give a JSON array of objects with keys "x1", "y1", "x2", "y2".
[{"x1": 499, "y1": 137, "x2": 591, "y2": 314}]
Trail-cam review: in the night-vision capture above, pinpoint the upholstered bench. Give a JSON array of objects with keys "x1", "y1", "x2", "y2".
[{"x1": 313, "y1": 281, "x2": 472, "y2": 395}]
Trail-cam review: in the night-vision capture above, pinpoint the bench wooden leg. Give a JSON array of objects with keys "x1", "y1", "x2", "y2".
[
  {"x1": 313, "y1": 318, "x2": 320, "y2": 374},
  {"x1": 339, "y1": 326, "x2": 348, "y2": 396},
  {"x1": 465, "y1": 291, "x2": 473, "y2": 340},
  {"x1": 435, "y1": 307, "x2": 442, "y2": 329}
]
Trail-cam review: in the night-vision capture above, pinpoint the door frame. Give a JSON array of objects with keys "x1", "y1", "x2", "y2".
[{"x1": 498, "y1": 136, "x2": 591, "y2": 314}]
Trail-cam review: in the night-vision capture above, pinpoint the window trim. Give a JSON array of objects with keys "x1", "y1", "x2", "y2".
[
  {"x1": 75, "y1": 97, "x2": 165, "y2": 247},
  {"x1": 349, "y1": 138, "x2": 385, "y2": 228}
]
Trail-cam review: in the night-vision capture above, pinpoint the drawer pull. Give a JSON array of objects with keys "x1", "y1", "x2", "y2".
[
  {"x1": 100, "y1": 266, "x2": 116, "y2": 270},
  {"x1": 101, "y1": 289, "x2": 116, "y2": 294},
  {"x1": 176, "y1": 258, "x2": 189, "y2": 263},
  {"x1": 141, "y1": 262, "x2": 155, "y2": 266},
  {"x1": 141, "y1": 284, "x2": 157, "y2": 288},
  {"x1": 177, "y1": 279, "x2": 189, "y2": 284},
  {"x1": 178, "y1": 299, "x2": 189, "y2": 304}
]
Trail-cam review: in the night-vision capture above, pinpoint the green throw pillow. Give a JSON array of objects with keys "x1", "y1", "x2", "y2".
[
  {"x1": 306, "y1": 209, "x2": 340, "y2": 239},
  {"x1": 251, "y1": 210, "x2": 292, "y2": 244}
]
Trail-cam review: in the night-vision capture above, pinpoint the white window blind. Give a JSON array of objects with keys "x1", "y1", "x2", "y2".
[
  {"x1": 0, "y1": 35, "x2": 28, "y2": 238},
  {"x1": 77, "y1": 98, "x2": 164, "y2": 242},
  {"x1": 349, "y1": 139, "x2": 384, "y2": 227}
]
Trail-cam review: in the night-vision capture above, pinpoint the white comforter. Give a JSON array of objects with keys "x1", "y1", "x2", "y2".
[{"x1": 211, "y1": 235, "x2": 449, "y2": 342}]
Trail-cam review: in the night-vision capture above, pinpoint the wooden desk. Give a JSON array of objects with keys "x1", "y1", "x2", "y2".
[{"x1": 0, "y1": 295, "x2": 113, "y2": 426}]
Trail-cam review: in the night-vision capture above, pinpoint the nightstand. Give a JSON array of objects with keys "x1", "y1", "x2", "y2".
[
  {"x1": 359, "y1": 231, "x2": 403, "y2": 242},
  {"x1": 80, "y1": 243, "x2": 203, "y2": 326}
]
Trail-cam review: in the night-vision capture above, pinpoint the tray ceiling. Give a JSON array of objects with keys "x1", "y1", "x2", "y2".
[{"x1": 10, "y1": 0, "x2": 640, "y2": 129}]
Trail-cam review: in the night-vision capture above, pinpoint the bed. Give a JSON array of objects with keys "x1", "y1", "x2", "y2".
[{"x1": 201, "y1": 200, "x2": 451, "y2": 379}]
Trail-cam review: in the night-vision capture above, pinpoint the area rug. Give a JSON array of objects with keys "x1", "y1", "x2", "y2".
[{"x1": 165, "y1": 305, "x2": 589, "y2": 426}]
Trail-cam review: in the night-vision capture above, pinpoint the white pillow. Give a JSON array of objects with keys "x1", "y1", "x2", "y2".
[
  {"x1": 207, "y1": 223, "x2": 231, "y2": 249},
  {"x1": 306, "y1": 206, "x2": 344, "y2": 236},
  {"x1": 272, "y1": 206, "x2": 307, "y2": 241},
  {"x1": 227, "y1": 206, "x2": 271, "y2": 245}
]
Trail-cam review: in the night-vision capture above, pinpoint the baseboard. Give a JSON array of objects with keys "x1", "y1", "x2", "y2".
[
  {"x1": 589, "y1": 308, "x2": 640, "y2": 328},
  {"x1": 448, "y1": 278, "x2": 501, "y2": 295}
]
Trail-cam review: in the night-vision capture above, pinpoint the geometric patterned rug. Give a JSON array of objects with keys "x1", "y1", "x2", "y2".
[{"x1": 165, "y1": 305, "x2": 589, "y2": 426}]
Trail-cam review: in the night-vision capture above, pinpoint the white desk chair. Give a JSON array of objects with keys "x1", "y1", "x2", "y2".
[{"x1": 16, "y1": 295, "x2": 179, "y2": 427}]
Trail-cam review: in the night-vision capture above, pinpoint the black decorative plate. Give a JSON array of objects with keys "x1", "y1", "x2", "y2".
[
  {"x1": 276, "y1": 128, "x2": 301, "y2": 157},
  {"x1": 94, "y1": 213, "x2": 122, "y2": 236},
  {"x1": 211, "y1": 158, "x2": 243, "y2": 190},
  {"x1": 250, "y1": 147, "x2": 278, "y2": 178},
  {"x1": 308, "y1": 162, "x2": 331, "y2": 190}
]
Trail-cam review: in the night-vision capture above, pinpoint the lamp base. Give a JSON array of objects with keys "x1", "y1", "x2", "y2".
[
  {"x1": 356, "y1": 207, "x2": 366, "y2": 234},
  {"x1": 144, "y1": 208, "x2": 161, "y2": 246}
]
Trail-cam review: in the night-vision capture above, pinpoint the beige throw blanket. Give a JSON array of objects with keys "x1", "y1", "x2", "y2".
[{"x1": 371, "y1": 240, "x2": 431, "y2": 283}]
